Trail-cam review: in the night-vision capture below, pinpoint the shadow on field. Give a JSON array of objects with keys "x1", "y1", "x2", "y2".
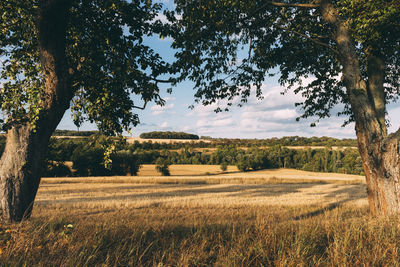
[
  {"x1": 39, "y1": 184, "x2": 165, "y2": 196},
  {"x1": 36, "y1": 183, "x2": 318, "y2": 205},
  {"x1": 36, "y1": 183, "x2": 367, "y2": 215},
  {"x1": 293, "y1": 184, "x2": 366, "y2": 220}
]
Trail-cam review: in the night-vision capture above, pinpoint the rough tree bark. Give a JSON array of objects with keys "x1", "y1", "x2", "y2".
[
  {"x1": 321, "y1": 0, "x2": 400, "y2": 215},
  {"x1": 0, "y1": 0, "x2": 72, "y2": 222}
]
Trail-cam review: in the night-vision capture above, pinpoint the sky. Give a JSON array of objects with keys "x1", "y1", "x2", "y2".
[{"x1": 57, "y1": 0, "x2": 400, "y2": 139}]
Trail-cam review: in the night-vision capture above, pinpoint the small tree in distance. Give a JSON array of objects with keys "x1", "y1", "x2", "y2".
[
  {"x1": 220, "y1": 162, "x2": 228, "y2": 172},
  {"x1": 155, "y1": 157, "x2": 171, "y2": 176}
]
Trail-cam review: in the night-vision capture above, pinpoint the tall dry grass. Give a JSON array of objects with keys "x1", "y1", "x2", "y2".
[
  {"x1": 2, "y1": 170, "x2": 397, "y2": 266},
  {"x1": 2, "y1": 205, "x2": 400, "y2": 266}
]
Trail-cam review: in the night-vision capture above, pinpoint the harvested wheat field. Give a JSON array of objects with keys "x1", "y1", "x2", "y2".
[
  {"x1": 137, "y1": 164, "x2": 239, "y2": 176},
  {"x1": 36, "y1": 167, "x2": 367, "y2": 215},
  {"x1": 137, "y1": 164, "x2": 364, "y2": 180},
  {"x1": 7, "y1": 168, "x2": 399, "y2": 266}
]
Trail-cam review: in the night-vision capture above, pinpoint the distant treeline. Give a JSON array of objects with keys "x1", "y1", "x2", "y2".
[
  {"x1": 139, "y1": 131, "x2": 199, "y2": 140},
  {"x1": 208, "y1": 136, "x2": 357, "y2": 147},
  {"x1": 132, "y1": 135, "x2": 357, "y2": 148},
  {"x1": 53, "y1": 129, "x2": 99, "y2": 136},
  {"x1": 41, "y1": 136, "x2": 363, "y2": 177},
  {"x1": 134, "y1": 146, "x2": 363, "y2": 175},
  {"x1": 0, "y1": 134, "x2": 363, "y2": 177}
]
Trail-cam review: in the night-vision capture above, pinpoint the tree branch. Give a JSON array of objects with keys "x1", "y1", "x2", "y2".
[
  {"x1": 367, "y1": 52, "x2": 387, "y2": 135},
  {"x1": 270, "y1": 1, "x2": 319, "y2": 8},
  {"x1": 132, "y1": 99, "x2": 149, "y2": 110},
  {"x1": 277, "y1": 25, "x2": 338, "y2": 55},
  {"x1": 151, "y1": 78, "x2": 175, "y2": 84}
]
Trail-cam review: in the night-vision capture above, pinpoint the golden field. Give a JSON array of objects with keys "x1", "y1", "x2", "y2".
[
  {"x1": 36, "y1": 165, "x2": 367, "y2": 214},
  {"x1": 4, "y1": 166, "x2": 400, "y2": 266}
]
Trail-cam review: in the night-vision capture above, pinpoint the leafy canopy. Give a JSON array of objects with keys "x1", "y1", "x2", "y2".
[
  {"x1": 0, "y1": 0, "x2": 170, "y2": 134},
  {"x1": 168, "y1": 0, "x2": 400, "y2": 124}
]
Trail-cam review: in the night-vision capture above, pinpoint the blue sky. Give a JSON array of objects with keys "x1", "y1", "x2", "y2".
[{"x1": 57, "y1": 0, "x2": 400, "y2": 139}]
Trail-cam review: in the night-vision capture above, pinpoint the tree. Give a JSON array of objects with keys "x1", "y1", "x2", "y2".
[
  {"x1": 0, "y1": 0, "x2": 169, "y2": 222},
  {"x1": 169, "y1": 0, "x2": 400, "y2": 215},
  {"x1": 220, "y1": 162, "x2": 228, "y2": 172},
  {"x1": 155, "y1": 157, "x2": 171, "y2": 176}
]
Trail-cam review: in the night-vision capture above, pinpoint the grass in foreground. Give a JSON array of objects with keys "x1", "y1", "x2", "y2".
[
  {"x1": 2, "y1": 205, "x2": 400, "y2": 266},
  {"x1": 0, "y1": 172, "x2": 389, "y2": 266}
]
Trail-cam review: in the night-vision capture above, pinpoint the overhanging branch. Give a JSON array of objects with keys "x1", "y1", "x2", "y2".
[
  {"x1": 270, "y1": 1, "x2": 319, "y2": 8},
  {"x1": 132, "y1": 99, "x2": 149, "y2": 110},
  {"x1": 277, "y1": 25, "x2": 338, "y2": 55},
  {"x1": 241, "y1": 1, "x2": 320, "y2": 27},
  {"x1": 151, "y1": 78, "x2": 176, "y2": 84}
]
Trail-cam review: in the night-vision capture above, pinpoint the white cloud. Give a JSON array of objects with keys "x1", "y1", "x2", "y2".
[
  {"x1": 196, "y1": 117, "x2": 234, "y2": 128},
  {"x1": 387, "y1": 103, "x2": 400, "y2": 134},
  {"x1": 164, "y1": 97, "x2": 176, "y2": 101},
  {"x1": 241, "y1": 108, "x2": 299, "y2": 121},
  {"x1": 249, "y1": 84, "x2": 304, "y2": 110},
  {"x1": 151, "y1": 103, "x2": 175, "y2": 115},
  {"x1": 137, "y1": 78, "x2": 359, "y2": 139},
  {"x1": 160, "y1": 121, "x2": 168, "y2": 128}
]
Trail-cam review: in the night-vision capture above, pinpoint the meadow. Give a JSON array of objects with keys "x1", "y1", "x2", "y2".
[{"x1": 4, "y1": 165, "x2": 400, "y2": 266}]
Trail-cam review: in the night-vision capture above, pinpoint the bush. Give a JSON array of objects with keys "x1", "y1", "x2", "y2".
[
  {"x1": 155, "y1": 157, "x2": 171, "y2": 176},
  {"x1": 111, "y1": 151, "x2": 141, "y2": 176},
  {"x1": 43, "y1": 161, "x2": 72, "y2": 177},
  {"x1": 236, "y1": 159, "x2": 251, "y2": 172},
  {"x1": 72, "y1": 147, "x2": 109, "y2": 176},
  {"x1": 220, "y1": 162, "x2": 228, "y2": 172}
]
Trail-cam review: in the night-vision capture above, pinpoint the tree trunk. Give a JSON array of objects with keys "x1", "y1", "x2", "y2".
[
  {"x1": 320, "y1": 0, "x2": 400, "y2": 215},
  {"x1": 357, "y1": 131, "x2": 400, "y2": 215},
  {"x1": 0, "y1": 126, "x2": 49, "y2": 221},
  {"x1": 0, "y1": 0, "x2": 72, "y2": 222}
]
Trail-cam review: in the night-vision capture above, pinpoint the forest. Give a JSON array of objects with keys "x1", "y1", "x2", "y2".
[{"x1": 139, "y1": 131, "x2": 200, "y2": 140}]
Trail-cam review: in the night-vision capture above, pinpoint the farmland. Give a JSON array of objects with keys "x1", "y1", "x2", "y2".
[
  {"x1": 36, "y1": 166, "x2": 366, "y2": 211},
  {"x1": 1, "y1": 137, "x2": 398, "y2": 266},
  {"x1": 4, "y1": 165, "x2": 397, "y2": 266},
  {"x1": 2, "y1": 136, "x2": 389, "y2": 265}
]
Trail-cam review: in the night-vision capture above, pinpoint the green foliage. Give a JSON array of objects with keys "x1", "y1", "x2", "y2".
[
  {"x1": 169, "y1": 0, "x2": 400, "y2": 124},
  {"x1": 43, "y1": 161, "x2": 72, "y2": 177},
  {"x1": 0, "y1": 0, "x2": 171, "y2": 134},
  {"x1": 47, "y1": 138, "x2": 84, "y2": 162},
  {"x1": 53, "y1": 130, "x2": 99, "y2": 136},
  {"x1": 140, "y1": 131, "x2": 199, "y2": 140},
  {"x1": 220, "y1": 162, "x2": 228, "y2": 172},
  {"x1": 37, "y1": 136, "x2": 364, "y2": 177},
  {"x1": 72, "y1": 147, "x2": 108, "y2": 176},
  {"x1": 70, "y1": 135, "x2": 141, "y2": 176},
  {"x1": 111, "y1": 150, "x2": 141, "y2": 176}
]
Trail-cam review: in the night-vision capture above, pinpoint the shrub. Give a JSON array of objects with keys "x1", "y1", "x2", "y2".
[
  {"x1": 72, "y1": 147, "x2": 109, "y2": 176},
  {"x1": 220, "y1": 162, "x2": 228, "y2": 172},
  {"x1": 155, "y1": 157, "x2": 171, "y2": 176},
  {"x1": 43, "y1": 161, "x2": 72, "y2": 177},
  {"x1": 111, "y1": 151, "x2": 141, "y2": 176}
]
